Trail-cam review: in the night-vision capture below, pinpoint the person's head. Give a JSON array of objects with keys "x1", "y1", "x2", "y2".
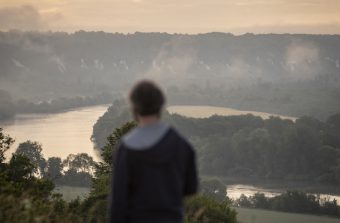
[{"x1": 129, "y1": 80, "x2": 165, "y2": 122}]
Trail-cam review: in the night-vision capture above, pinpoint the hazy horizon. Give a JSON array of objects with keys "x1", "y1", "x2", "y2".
[{"x1": 1, "y1": 0, "x2": 340, "y2": 35}]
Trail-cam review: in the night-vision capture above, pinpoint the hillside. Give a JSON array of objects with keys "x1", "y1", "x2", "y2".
[{"x1": 0, "y1": 31, "x2": 340, "y2": 119}]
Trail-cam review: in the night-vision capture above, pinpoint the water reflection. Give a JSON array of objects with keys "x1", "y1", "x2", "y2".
[
  {"x1": 0, "y1": 105, "x2": 110, "y2": 161},
  {"x1": 227, "y1": 184, "x2": 340, "y2": 203}
]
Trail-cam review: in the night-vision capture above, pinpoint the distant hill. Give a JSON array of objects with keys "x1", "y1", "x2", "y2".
[{"x1": 0, "y1": 31, "x2": 339, "y2": 119}]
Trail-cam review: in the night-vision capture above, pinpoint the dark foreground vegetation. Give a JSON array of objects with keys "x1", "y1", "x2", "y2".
[
  {"x1": 93, "y1": 101, "x2": 340, "y2": 185},
  {"x1": 2, "y1": 118, "x2": 340, "y2": 222},
  {"x1": 0, "y1": 127, "x2": 237, "y2": 223},
  {"x1": 15, "y1": 140, "x2": 95, "y2": 187}
]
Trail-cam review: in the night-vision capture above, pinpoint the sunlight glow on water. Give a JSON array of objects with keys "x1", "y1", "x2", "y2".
[{"x1": 0, "y1": 105, "x2": 110, "y2": 161}]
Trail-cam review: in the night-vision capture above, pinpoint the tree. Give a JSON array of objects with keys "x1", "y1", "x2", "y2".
[
  {"x1": 235, "y1": 194, "x2": 252, "y2": 208},
  {"x1": 7, "y1": 153, "x2": 36, "y2": 182},
  {"x1": 91, "y1": 122, "x2": 136, "y2": 196},
  {"x1": 16, "y1": 140, "x2": 47, "y2": 177},
  {"x1": 94, "y1": 121, "x2": 136, "y2": 177},
  {"x1": 60, "y1": 153, "x2": 96, "y2": 187},
  {"x1": 46, "y1": 157, "x2": 63, "y2": 180},
  {"x1": 63, "y1": 153, "x2": 95, "y2": 174},
  {"x1": 0, "y1": 127, "x2": 14, "y2": 164},
  {"x1": 250, "y1": 193, "x2": 270, "y2": 209}
]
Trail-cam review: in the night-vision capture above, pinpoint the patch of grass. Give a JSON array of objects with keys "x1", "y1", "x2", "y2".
[
  {"x1": 54, "y1": 186, "x2": 90, "y2": 201},
  {"x1": 234, "y1": 207, "x2": 340, "y2": 223}
]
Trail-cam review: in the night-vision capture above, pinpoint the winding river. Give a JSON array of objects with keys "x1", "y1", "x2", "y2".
[{"x1": 1, "y1": 104, "x2": 338, "y2": 202}]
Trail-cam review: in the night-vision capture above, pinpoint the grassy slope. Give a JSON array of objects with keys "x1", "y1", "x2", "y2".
[{"x1": 234, "y1": 207, "x2": 340, "y2": 223}]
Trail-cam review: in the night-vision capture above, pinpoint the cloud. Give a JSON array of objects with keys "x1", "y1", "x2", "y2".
[{"x1": 0, "y1": 5, "x2": 62, "y2": 31}]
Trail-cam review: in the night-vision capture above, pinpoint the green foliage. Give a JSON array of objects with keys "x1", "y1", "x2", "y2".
[
  {"x1": 46, "y1": 157, "x2": 63, "y2": 180},
  {"x1": 92, "y1": 102, "x2": 340, "y2": 184},
  {"x1": 92, "y1": 99, "x2": 132, "y2": 148},
  {"x1": 7, "y1": 153, "x2": 36, "y2": 182},
  {"x1": 0, "y1": 127, "x2": 14, "y2": 163},
  {"x1": 92, "y1": 121, "x2": 136, "y2": 196},
  {"x1": 16, "y1": 141, "x2": 47, "y2": 177},
  {"x1": 86, "y1": 121, "x2": 136, "y2": 221},
  {"x1": 101, "y1": 121, "x2": 137, "y2": 168},
  {"x1": 0, "y1": 129, "x2": 89, "y2": 223},
  {"x1": 184, "y1": 195, "x2": 237, "y2": 223},
  {"x1": 63, "y1": 153, "x2": 95, "y2": 173}
]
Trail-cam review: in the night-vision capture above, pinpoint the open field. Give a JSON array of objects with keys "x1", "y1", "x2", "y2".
[
  {"x1": 54, "y1": 186, "x2": 90, "y2": 201},
  {"x1": 234, "y1": 207, "x2": 340, "y2": 223}
]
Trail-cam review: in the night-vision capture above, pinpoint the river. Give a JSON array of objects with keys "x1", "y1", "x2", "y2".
[
  {"x1": 227, "y1": 184, "x2": 340, "y2": 203},
  {"x1": 0, "y1": 104, "x2": 295, "y2": 161},
  {"x1": 167, "y1": 105, "x2": 296, "y2": 121},
  {"x1": 0, "y1": 105, "x2": 110, "y2": 161},
  {"x1": 1, "y1": 104, "x2": 338, "y2": 202}
]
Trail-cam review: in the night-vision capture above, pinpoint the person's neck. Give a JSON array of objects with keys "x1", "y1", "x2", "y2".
[{"x1": 138, "y1": 115, "x2": 160, "y2": 127}]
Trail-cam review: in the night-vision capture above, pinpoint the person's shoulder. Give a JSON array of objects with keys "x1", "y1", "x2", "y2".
[{"x1": 168, "y1": 126, "x2": 193, "y2": 150}]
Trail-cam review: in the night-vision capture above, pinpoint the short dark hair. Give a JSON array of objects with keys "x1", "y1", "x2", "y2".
[{"x1": 129, "y1": 80, "x2": 165, "y2": 116}]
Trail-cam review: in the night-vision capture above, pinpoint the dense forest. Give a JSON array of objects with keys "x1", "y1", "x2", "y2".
[
  {"x1": 92, "y1": 100, "x2": 340, "y2": 185},
  {"x1": 1, "y1": 31, "x2": 340, "y2": 120}
]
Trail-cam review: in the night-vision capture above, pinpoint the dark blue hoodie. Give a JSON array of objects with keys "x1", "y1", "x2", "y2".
[{"x1": 109, "y1": 124, "x2": 198, "y2": 223}]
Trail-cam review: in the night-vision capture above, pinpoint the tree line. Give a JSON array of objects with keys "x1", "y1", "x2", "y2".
[
  {"x1": 12, "y1": 140, "x2": 95, "y2": 187},
  {"x1": 0, "y1": 90, "x2": 113, "y2": 120}
]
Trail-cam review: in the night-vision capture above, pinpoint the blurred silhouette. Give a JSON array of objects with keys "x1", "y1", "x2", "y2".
[{"x1": 109, "y1": 80, "x2": 198, "y2": 223}]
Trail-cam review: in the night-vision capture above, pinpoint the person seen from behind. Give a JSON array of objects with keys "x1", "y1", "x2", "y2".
[{"x1": 109, "y1": 80, "x2": 198, "y2": 223}]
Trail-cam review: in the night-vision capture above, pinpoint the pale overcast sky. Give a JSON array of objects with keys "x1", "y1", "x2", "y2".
[{"x1": 1, "y1": 0, "x2": 340, "y2": 34}]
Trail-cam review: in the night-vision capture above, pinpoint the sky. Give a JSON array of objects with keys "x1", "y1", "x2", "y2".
[{"x1": 0, "y1": 0, "x2": 340, "y2": 34}]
